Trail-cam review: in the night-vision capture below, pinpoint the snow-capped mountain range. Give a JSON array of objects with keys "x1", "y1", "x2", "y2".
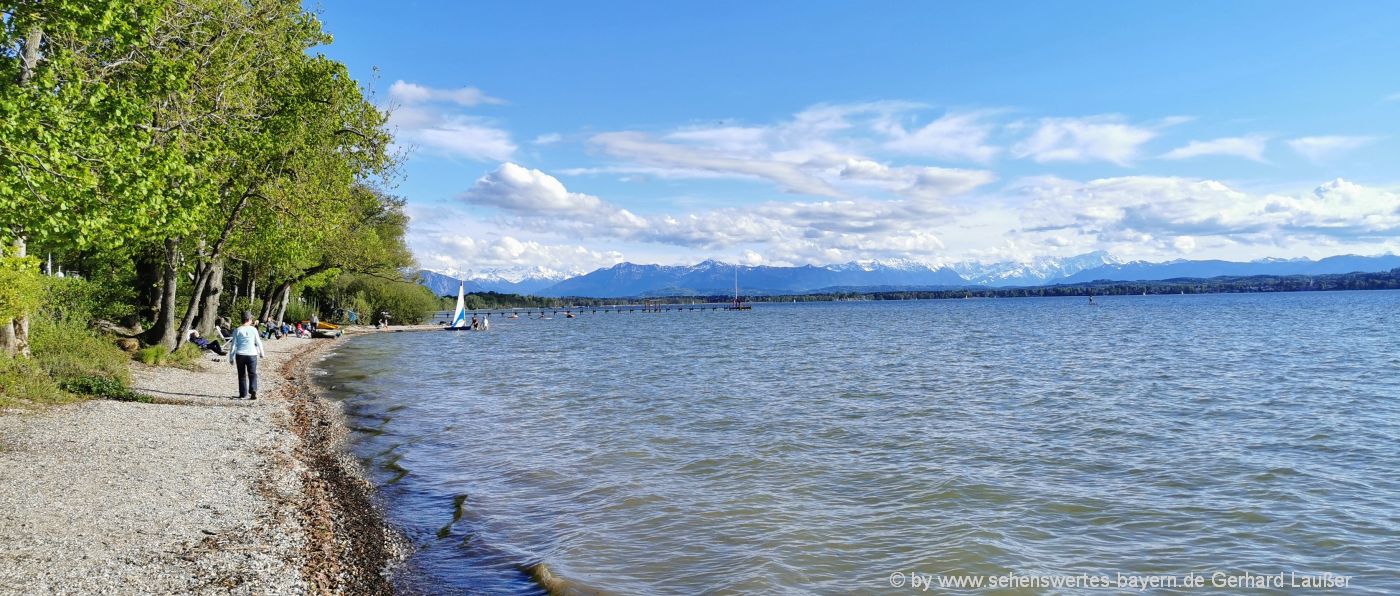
[
  {"x1": 418, "y1": 266, "x2": 571, "y2": 296},
  {"x1": 418, "y1": 252, "x2": 1400, "y2": 298},
  {"x1": 948, "y1": 251, "x2": 1123, "y2": 286}
]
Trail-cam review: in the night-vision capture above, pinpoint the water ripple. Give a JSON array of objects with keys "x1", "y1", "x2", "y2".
[{"x1": 320, "y1": 292, "x2": 1400, "y2": 594}]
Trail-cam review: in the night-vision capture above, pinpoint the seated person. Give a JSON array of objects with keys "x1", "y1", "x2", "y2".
[{"x1": 187, "y1": 330, "x2": 226, "y2": 355}]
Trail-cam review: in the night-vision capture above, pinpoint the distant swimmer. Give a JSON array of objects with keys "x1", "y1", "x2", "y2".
[{"x1": 1088, "y1": 296, "x2": 1098, "y2": 305}]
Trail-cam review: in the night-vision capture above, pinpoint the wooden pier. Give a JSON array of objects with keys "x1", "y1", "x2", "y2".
[{"x1": 441, "y1": 303, "x2": 751, "y2": 320}]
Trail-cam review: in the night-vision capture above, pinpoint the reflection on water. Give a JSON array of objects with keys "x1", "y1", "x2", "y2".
[{"x1": 318, "y1": 292, "x2": 1400, "y2": 594}]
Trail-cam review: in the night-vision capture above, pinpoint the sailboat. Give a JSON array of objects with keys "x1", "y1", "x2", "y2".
[
  {"x1": 444, "y1": 282, "x2": 470, "y2": 331},
  {"x1": 726, "y1": 264, "x2": 752, "y2": 311}
]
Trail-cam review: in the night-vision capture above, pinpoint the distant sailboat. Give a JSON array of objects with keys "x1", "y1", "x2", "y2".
[
  {"x1": 444, "y1": 282, "x2": 470, "y2": 331},
  {"x1": 727, "y1": 264, "x2": 752, "y2": 311}
]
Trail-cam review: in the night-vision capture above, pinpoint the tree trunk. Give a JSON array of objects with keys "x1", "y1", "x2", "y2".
[
  {"x1": 195, "y1": 257, "x2": 224, "y2": 337},
  {"x1": 0, "y1": 243, "x2": 14, "y2": 355},
  {"x1": 19, "y1": 27, "x2": 41, "y2": 85},
  {"x1": 147, "y1": 238, "x2": 181, "y2": 350},
  {"x1": 259, "y1": 285, "x2": 278, "y2": 323},
  {"x1": 12, "y1": 236, "x2": 29, "y2": 357},
  {"x1": 136, "y1": 247, "x2": 163, "y2": 323},
  {"x1": 274, "y1": 282, "x2": 292, "y2": 324},
  {"x1": 174, "y1": 190, "x2": 251, "y2": 348},
  {"x1": 245, "y1": 261, "x2": 256, "y2": 312},
  {"x1": 3, "y1": 28, "x2": 42, "y2": 357},
  {"x1": 0, "y1": 319, "x2": 14, "y2": 358}
]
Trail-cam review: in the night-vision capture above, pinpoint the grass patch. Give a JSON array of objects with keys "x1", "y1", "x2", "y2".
[
  {"x1": 0, "y1": 356, "x2": 77, "y2": 409},
  {"x1": 138, "y1": 343, "x2": 205, "y2": 369},
  {"x1": 30, "y1": 316, "x2": 130, "y2": 386},
  {"x1": 137, "y1": 345, "x2": 166, "y2": 366},
  {"x1": 59, "y1": 376, "x2": 152, "y2": 403}
]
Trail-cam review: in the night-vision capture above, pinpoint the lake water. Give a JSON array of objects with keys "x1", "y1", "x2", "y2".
[{"x1": 316, "y1": 292, "x2": 1400, "y2": 594}]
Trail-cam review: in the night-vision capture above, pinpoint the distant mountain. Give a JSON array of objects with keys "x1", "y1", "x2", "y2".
[
  {"x1": 538, "y1": 259, "x2": 965, "y2": 298},
  {"x1": 950, "y1": 251, "x2": 1122, "y2": 286},
  {"x1": 421, "y1": 253, "x2": 1400, "y2": 299},
  {"x1": 1060, "y1": 254, "x2": 1400, "y2": 284},
  {"x1": 417, "y1": 270, "x2": 484, "y2": 297},
  {"x1": 417, "y1": 267, "x2": 569, "y2": 296}
]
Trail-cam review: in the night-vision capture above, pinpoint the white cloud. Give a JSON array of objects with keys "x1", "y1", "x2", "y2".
[
  {"x1": 834, "y1": 158, "x2": 996, "y2": 199},
  {"x1": 453, "y1": 162, "x2": 980, "y2": 261},
  {"x1": 1161, "y1": 135, "x2": 1269, "y2": 163},
  {"x1": 1016, "y1": 175, "x2": 1400, "y2": 255},
  {"x1": 406, "y1": 117, "x2": 517, "y2": 161},
  {"x1": 582, "y1": 102, "x2": 1002, "y2": 201},
  {"x1": 879, "y1": 111, "x2": 1001, "y2": 162},
  {"x1": 460, "y1": 163, "x2": 649, "y2": 232},
  {"x1": 388, "y1": 80, "x2": 506, "y2": 106},
  {"x1": 415, "y1": 233, "x2": 623, "y2": 276},
  {"x1": 1384, "y1": 92, "x2": 1400, "y2": 103},
  {"x1": 532, "y1": 133, "x2": 563, "y2": 145},
  {"x1": 386, "y1": 82, "x2": 516, "y2": 161},
  {"x1": 436, "y1": 162, "x2": 1400, "y2": 268},
  {"x1": 1011, "y1": 115, "x2": 1162, "y2": 165},
  {"x1": 1286, "y1": 135, "x2": 1378, "y2": 163},
  {"x1": 590, "y1": 131, "x2": 843, "y2": 197}
]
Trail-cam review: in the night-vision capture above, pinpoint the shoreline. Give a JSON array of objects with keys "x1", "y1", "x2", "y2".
[
  {"x1": 0, "y1": 326, "x2": 427, "y2": 594},
  {"x1": 280, "y1": 331, "x2": 407, "y2": 593}
]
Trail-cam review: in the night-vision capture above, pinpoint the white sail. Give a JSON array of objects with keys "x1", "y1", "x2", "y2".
[{"x1": 449, "y1": 282, "x2": 468, "y2": 328}]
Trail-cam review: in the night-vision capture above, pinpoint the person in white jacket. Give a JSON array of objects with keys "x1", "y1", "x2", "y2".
[{"x1": 228, "y1": 311, "x2": 266, "y2": 400}]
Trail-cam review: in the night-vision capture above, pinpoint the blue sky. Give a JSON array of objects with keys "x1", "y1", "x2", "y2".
[{"x1": 311, "y1": 1, "x2": 1400, "y2": 276}]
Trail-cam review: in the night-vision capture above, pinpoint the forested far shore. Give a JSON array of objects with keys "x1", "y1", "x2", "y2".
[
  {"x1": 482, "y1": 268, "x2": 1400, "y2": 305},
  {"x1": 0, "y1": 1, "x2": 438, "y2": 407}
]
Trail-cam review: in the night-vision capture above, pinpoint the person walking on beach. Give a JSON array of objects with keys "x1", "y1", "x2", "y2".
[{"x1": 229, "y1": 311, "x2": 266, "y2": 400}]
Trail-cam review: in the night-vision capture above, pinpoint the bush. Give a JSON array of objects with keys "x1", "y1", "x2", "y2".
[
  {"x1": 137, "y1": 345, "x2": 166, "y2": 366},
  {"x1": 229, "y1": 297, "x2": 263, "y2": 324},
  {"x1": 284, "y1": 299, "x2": 314, "y2": 324},
  {"x1": 59, "y1": 376, "x2": 150, "y2": 402},
  {"x1": 0, "y1": 250, "x2": 42, "y2": 323},
  {"x1": 40, "y1": 276, "x2": 134, "y2": 324},
  {"x1": 169, "y1": 343, "x2": 205, "y2": 368},
  {"x1": 137, "y1": 342, "x2": 206, "y2": 369},
  {"x1": 29, "y1": 315, "x2": 130, "y2": 386},
  {"x1": 0, "y1": 356, "x2": 73, "y2": 408}
]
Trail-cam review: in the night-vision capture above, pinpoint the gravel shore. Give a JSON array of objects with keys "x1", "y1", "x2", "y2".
[{"x1": 0, "y1": 328, "x2": 414, "y2": 595}]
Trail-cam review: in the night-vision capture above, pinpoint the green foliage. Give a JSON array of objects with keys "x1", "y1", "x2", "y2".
[
  {"x1": 461, "y1": 292, "x2": 562, "y2": 310},
  {"x1": 136, "y1": 342, "x2": 203, "y2": 368},
  {"x1": 169, "y1": 342, "x2": 204, "y2": 367},
  {"x1": 29, "y1": 315, "x2": 130, "y2": 386},
  {"x1": 2, "y1": 0, "x2": 410, "y2": 354},
  {"x1": 59, "y1": 376, "x2": 149, "y2": 403},
  {"x1": 229, "y1": 297, "x2": 263, "y2": 323},
  {"x1": 0, "y1": 356, "x2": 72, "y2": 408},
  {"x1": 284, "y1": 299, "x2": 314, "y2": 323},
  {"x1": 39, "y1": 275, "x2": 134, "y2": 324},
  {"x1": 0, "y1": 0, "x2": 199, "y2": 251},
  {"x1": 0, "y1": 248, "x2": 42, "y2": 322},
  {"x1": 137, "y1": 345, "x2": 166, "y2": 366},
  {"x1": 320, "y1": 274, "x2": 439, "y2": 324}
]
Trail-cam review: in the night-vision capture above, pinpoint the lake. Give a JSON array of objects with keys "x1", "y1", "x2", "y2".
[{"x1": 316, "y1": 291, "x2": 1400, "y2": 594}]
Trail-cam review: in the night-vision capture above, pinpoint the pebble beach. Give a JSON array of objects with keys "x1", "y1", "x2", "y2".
[{"x1": 0, "y1": 328, "x2": 417, "y2": 595}]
